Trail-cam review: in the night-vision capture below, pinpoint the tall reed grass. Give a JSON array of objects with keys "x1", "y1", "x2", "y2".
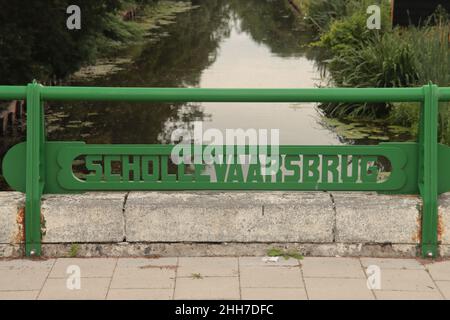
[{"x1": 304, "y1": 1, "x2": 450, "y2": 143}]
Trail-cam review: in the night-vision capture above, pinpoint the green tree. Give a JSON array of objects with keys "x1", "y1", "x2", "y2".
[{"x1": 0, "y1": 1, "x2": 126, "y2": 85}]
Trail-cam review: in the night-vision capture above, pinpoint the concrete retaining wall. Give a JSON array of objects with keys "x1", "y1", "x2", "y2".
[{"x1": 1, "y1": 191, "x2": 449, "y2": 258}]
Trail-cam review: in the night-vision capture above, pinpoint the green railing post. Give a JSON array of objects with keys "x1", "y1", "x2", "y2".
[
  {"x1": 419, "y1": 83, "x2": 439, "y2": 258},
  {"x1": 24, "y1": 81, "x2": 44, "y2": 256}
]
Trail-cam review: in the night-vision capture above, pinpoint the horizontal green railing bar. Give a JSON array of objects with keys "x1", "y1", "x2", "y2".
[
  {"x1": 0, "y1": 86, "x2": 27, "y2": 100},
  {"x1": 439, "y1": 87, "x2": 450, "y2": 101},
  {"x1": 4, "y1": 85, "x2": 450, "y2": 102},
  {"x1": 38, "y1": 86, "x2": 426, "y2": 103}
]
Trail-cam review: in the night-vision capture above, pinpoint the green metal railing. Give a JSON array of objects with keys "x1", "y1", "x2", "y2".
[{"x1": 1, "y1": 82, "x2": 450, "y2": 257}]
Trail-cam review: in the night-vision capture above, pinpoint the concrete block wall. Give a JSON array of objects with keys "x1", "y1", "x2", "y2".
[
  {"x1": 125, "y1": 192, "x2": 334, "y2": 243},
  {"x1": 0, "y1": 190, "x2": 448, "y2": 257}
]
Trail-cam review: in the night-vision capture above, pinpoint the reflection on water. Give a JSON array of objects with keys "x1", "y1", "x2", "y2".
[
  {"x1": 47, "y1": 0, "x2": 339, "y2": 146},
  {"x1": 199, "y1": 15, "x2": 338, "y2": 145}
]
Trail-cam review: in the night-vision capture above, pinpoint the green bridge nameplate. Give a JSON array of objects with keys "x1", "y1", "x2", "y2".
[{"x1": 6, "y1": 141, "x2": 448, "y2": 194}]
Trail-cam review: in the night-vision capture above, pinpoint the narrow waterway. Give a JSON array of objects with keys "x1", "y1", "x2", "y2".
[{"x1": 47, "y1": 0, "x2": 340, "y2": 146}]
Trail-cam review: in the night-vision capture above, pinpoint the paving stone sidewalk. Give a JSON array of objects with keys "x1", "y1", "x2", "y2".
[{"x1": 0, "y1": 257, "x2": 449, "y2": 300}]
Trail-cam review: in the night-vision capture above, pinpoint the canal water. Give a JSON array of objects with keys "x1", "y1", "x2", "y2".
[{"x1": 46, "y1": 0, "x2": 340, "y2": 146}]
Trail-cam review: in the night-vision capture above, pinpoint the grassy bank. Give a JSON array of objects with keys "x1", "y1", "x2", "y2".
[{"x1": 295, "y1": 0, "x2": 450, "y2": 143}]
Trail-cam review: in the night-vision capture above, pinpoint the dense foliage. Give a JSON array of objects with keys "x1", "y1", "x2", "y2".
[
  {"x1": 302, "y1": 0, "x2": 450, "y2": 121},
  {"x1": 0, "y1": 0, "x2": 156, "y2": 85}
]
